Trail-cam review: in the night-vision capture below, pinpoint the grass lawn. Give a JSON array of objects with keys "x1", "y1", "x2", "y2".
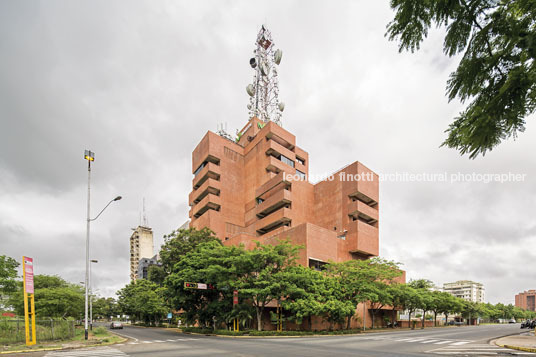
[{"x1": 1, "y1": 326, "x2": 125, "y2": 353}]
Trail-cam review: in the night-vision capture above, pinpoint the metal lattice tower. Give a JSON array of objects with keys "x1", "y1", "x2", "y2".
[{"x1": 246, "y1": 25, "x2": 284, "y2": 126}]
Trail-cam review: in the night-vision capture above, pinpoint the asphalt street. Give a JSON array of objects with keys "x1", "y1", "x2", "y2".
[{"x1": 13, "y1": 323, "x2": 536, "y2": 357}]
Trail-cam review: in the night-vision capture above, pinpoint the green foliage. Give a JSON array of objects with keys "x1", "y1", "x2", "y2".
[
  {"x1": 159, "y1": 227, "x2": 221, "y2": 274},
  {"x1": 387, "y1": 0, "x2": 536, "y2": 158},
  {"x1": 147, "y1": 265, "x2": 166, "y2": 286},
  {"x1": 92, "y1": 297, "x2": 120, "y2": 320},
  {"x1": 0, "y1": 256, "x2": 19, "y2": 300},
  {"x1": 8, "y1": 275, "x2": 84, "y2": 318},
  {"x1": 117, "y1": 279, "x2": 167, "y2": 325}
]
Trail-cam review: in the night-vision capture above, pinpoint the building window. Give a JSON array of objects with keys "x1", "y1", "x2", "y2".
[
  {"x1": 296, "y1": 170, "x2": 306, "y2": 180},
  {"x1": 280, "y1": 155, "x2": 295, "y2": 168},
  {"x1": 309, "y1": 259, "x2": 327, "y2": 271},
  {"x1": 193, "y1": 162, "x2": 206, "y2": 176},
  {"x1": 256, "y1": 198, "x2": 264, "y2": 205},
  {"x1": 296, "y1": 157, "x2": 305, "y2": 165}
]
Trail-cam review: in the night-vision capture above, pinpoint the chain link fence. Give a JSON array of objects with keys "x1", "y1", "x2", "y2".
[{"x1": 0, "y1": 319, "x2": 76, "y2": 344}]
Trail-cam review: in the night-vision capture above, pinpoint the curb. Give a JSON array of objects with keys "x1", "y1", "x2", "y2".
[
  {"x1": 0, "y1": 335, "x2": 128, "y2": 355},
  {"x1": 182, "y1": 326, "x2": 448, "y2": 339}
]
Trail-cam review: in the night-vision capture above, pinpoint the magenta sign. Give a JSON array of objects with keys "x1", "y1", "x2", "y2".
[{"x1": 23, "y1": 256, "x2": 34, "y2": 294}]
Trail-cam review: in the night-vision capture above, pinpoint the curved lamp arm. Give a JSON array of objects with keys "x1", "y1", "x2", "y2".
[{"x1": 89, "y1": 196, "x2": 122, "y2": 222}]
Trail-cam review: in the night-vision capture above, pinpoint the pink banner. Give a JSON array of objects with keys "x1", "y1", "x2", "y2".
[{"x1": 23, "y1": 257, "x2": 34, "y2": 294}]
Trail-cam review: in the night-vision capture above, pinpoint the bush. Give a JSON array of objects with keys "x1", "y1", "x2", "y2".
[{"x1": 93, "y1": 326, "x2": 107, "y2": 335}]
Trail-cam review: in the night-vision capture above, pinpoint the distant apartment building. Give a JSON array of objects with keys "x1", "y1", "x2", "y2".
[
  {"x1": 137, "y1": 254, "x2": 161, "y2": 280},
  {"x1": 443, "y1": 280, "x2": 485, "y2": 303},
  {"x1": 129, "y1": 225, "x2": 154, "y2": 281},
  {"x1": 515, "y1": 290, "x2": 536, "y2": 311}
]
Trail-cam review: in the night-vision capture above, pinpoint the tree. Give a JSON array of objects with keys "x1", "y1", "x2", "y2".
[
  {"x1": 92, "y1": 297, "x2": 120, "y2": 321},
  {"x1": 0, "y1": 255, "x2": 19, "y2": 307},
  {"x1": 117, "y1": 279, "x2": 167, "y2": 325},
  {"x1": 368, "y1": 283, "x2": 393, "y2": 328},
  {"x1": 147, "y1": 265, "x2": 166, "y2": 287},
  {"x1": 387, "y1": 0, "x2": 536, "y2": 159},
  {"x1": 9, "y1": 275, "x2": 84, "y2": 318},
  {"x1": 326, "y1": 257, "x2": 402, "y2": 329},
  {"x1": 159, "y1": 227, "x2": 221, "y2": 274}
]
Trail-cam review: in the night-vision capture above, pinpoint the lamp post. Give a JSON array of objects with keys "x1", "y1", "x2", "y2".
[
  {"x1": 84, "y1": 149, "x2": 122, "y2": 340},
  {"x1": 90, "y1": 259, "x2": 98, "y2": 331}
]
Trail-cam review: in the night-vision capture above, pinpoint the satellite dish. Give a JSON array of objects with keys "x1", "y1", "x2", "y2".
[
  {"x1": 249, "y1": 58, "x2": 257, "y2": 69},
  {"x1": 246, "y1": 84, "x2": 255, "y2": 97},
  {"x1": 247, "y1": 104, "x2": 252, "y2": 110},
  {"x1": 274, "y1": 49, "x2": 283, "y2": 65},
  {"x1": 260, "y1": 61, "x2": 269, "y2": 76},
  {"x1": 278, "y1": 102, "x2": 285, "y2": 112}
]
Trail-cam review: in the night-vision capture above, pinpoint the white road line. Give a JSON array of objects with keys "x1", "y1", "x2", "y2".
[
  {"x1": 153, "y1": 340, "x2": 164, "y2": 342},
  {"x1": 450, "y1": 341, "x2": 470, "y2": 345},
  {"x1": 420, "y1": 340, "x2": 440, "y2": 343},
  {"x1": 166, "y1": 339, "x2": 176, "y2": 341},
  {"x1": 433, "y1": 340, "x2": 453, "y2": 344},
  {"x1": 395, "y1": 338, "x2": 414, "y2": 341},
  {"x1": 45, "y1": 347, "x2": 129, "y2": 356},
  {"x1": 141, "y1": 340, "x2": 152, "y2": 343}
]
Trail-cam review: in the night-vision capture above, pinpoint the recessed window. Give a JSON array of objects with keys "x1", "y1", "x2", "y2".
[
  {"x1": 296, "y1": 170, "x2": 306, "y2": 180},
  {"x1": 280, "y1": 155, "x2": 295, "y2": 168},
  {"x1": 296, "y1": 157, "x2": 305, "y2": 165}
]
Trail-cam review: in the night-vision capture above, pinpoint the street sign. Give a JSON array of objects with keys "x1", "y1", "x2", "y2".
[
  {"x1": 23, "y1": 257, "x2": 34, "y2": 294},
  {"x1": 22, "y1": 256, "x2": 36, "y2": 346},
  {"x1": 184, "y1": 282, "x2": 215, "y2": 290},
  {"x1": 167, "y1": 313, "x2": 172, "y2": 319}
]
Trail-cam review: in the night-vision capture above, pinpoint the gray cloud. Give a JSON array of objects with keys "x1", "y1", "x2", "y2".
[{"x1": 1, "y1": 0, "x2": 535, "y2": 305}]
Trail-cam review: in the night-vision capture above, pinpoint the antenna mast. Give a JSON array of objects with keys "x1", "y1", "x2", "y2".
[{"x1": 246, "y1": 25, "x2": 285, "y2": 126}]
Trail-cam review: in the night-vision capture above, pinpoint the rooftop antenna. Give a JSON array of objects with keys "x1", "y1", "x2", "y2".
[
  {"x1": 216, "y1": 122, "x2": 234, "y2": 142},
  {"x1": 246, "y1": 25, "x2": 284, "y2": 126},
  {"x1": 142, "y1": 197, "x2": 148, "y2": 227}
]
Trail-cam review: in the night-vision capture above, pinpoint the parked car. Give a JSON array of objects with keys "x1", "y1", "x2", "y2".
[
  {"x1": 509, "y1": 319, "x2": 516, "y2": 324},
  {"x1": 110, "y1": 321, "x2": 123, "y2": 329}
]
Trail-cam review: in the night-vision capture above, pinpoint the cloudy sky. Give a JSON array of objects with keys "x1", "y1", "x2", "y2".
[{"x1": 1, "y1": 1, "x2": 534, "y2": 304}]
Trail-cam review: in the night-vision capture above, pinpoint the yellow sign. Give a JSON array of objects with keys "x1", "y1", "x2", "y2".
[{"x1": 22, "y1": 256, "x2": 36, "y2": 346}]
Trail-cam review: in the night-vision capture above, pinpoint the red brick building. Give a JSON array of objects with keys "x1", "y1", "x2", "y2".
[
  {"x1": 515, "y1": 290, "x2": 536, "y2": 311},
  {"x1": 189, "y1": 117, "x2": 381, "y2": 263},
  {"x1": 188, "y1": 116, "x2": 404, "y2": 328}
]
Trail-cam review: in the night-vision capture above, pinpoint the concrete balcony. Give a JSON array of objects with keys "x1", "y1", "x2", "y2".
[
  {"x1": 192, "y1": 162, "x2": 220, "y2": 189},
  {"x1": 255, "y1": 172, "x2": 291, "y2": 199},
  {"x1": 192, "y1": 193, "x2": 221, "y2": 219},
  {"x1": 347, "y1": 221, "x2": 378, "y2": 256},
  {"x1": 189, "y1": 178, "x2": 221, "y2": 206},
  {"x1": 265, "y1": 139, "x2": 296, "y2": 163},
  {"x1": 266, "y1": 155, "x2": 293, "y2": 175},
  {"x1": 264, "y1": 121, "x2": 295, "y2": 150},
  {"x1": 256, "y1": 207, "x2": 292, "y2": 235},
  {"x1": 256, "y1": 189, "x2": 292, "y2": 218},
  {"x1": 348, "y1": 200, "x2": 378, "y2": 223}
]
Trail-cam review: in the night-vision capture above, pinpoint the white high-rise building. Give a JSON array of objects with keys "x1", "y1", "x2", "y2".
[
  {"x1": 443, "y1": 280, "x2": 485, "y2": 303},
  {"x1": 129, "y1": 225, "x2": 154, "y2": 281}
]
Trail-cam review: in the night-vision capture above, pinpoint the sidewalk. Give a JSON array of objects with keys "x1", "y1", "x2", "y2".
[{"x1": 495, "y1": 333, "x2": 536, "y2": 353}]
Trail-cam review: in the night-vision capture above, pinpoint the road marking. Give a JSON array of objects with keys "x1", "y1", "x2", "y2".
[
  {"x1": 420, "y1": 340, "x2": 440, "y2": 343},
  {"x1": 153, "y1": 340, "x2": 164, "y2": 342},
  {"x1": 44, "y1": 346, "x2": 130, "y2": 356},
  {"x1": 166, "y1": 339, "x2": 176, "y2": 341},
  {"x1": 450, "y1": 341, "x2": 470, "y2": 345},
  {"x1": 433, "y1": 340, "x2": 453, "y2": 344},
  {"x1": 141, "y1": 340, "x2": 152, "y2": 343}
]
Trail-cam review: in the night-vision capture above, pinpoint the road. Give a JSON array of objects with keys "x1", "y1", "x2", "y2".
[{"x1": 14, "y1": 323, "x2": 536, "y2": 357}]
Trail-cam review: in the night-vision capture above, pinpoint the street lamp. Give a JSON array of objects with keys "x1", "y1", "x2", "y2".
[
  {"x1": 84, "y1": 150, "x2": 122, "y2": 340},
  {"x1": 90, "y1": 259, "x2": 98, "y2": 331}
]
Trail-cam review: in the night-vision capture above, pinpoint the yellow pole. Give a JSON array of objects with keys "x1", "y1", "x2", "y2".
[
  {"x1": 22, "y1": 257, "x2": 31, "y2": 345},
  {"x1": 30, "y1": 294, "x2": 36, "y2": 344}
]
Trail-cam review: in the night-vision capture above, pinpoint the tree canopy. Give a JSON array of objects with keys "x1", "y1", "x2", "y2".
[
  {"x1": 387, "y1": 0, "x2": 536, "y2": 158},
  {"x1": 9, "y1": 275, "x2": 84, "y2": 318}
]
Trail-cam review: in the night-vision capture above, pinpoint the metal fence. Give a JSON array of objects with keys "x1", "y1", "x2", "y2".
[{"x1": 0, "y1": 319, "x2": 76, "y2": 344}]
